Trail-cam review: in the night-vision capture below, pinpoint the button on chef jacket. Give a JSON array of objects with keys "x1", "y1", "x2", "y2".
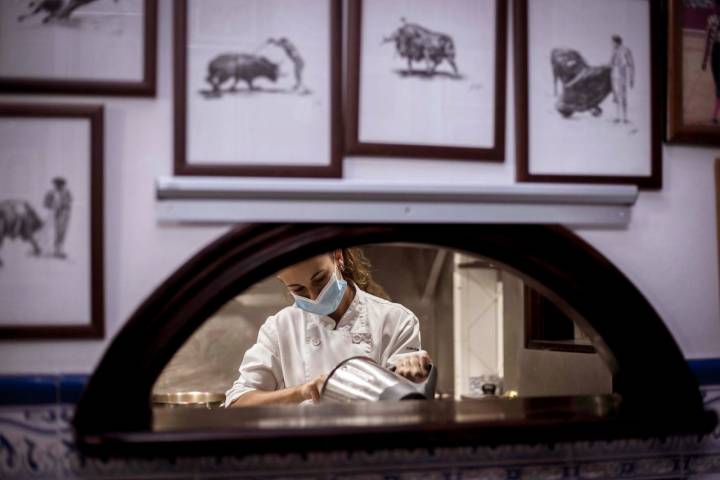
[{"x1": 224, "y1": 285, "x2": 422, "y2": 406}]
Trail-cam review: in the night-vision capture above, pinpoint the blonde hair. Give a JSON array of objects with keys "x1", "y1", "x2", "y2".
[{"x1": 339, "y1": 247, "x2": 390, "y2": 300}]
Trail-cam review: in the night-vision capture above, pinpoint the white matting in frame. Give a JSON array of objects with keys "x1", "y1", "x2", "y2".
[
  {"x1": 358, "y1": 0, "x2": 498, "y2": 149},
  {"x1": 184, "y1": 0, "x2": 337, "y2": 172}
]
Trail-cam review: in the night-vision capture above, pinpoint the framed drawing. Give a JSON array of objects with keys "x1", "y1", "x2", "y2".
[
  {"x1": 346, "y1": 0, "x2": 507, "y2": 161},
  {"x1": 668, "y1": 0, "x2": 720, "y2": 145},
  {"x1": 174, "y1": 0, "x2": 342, "y2": 177},
  {"x1": 0, "y1": 0, "x2": 157, "y2": 96},
  {"x1": 515, "y1": 0, "x2": 663, "y2": 189},
  {"x1": 0, "y1": 103, "x2": 104, "y2": 339}
]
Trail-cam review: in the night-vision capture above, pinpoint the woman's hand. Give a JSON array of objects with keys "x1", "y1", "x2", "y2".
[
  {"x1": 297, "y1": 374, "x2": 327, "y2": 403},
  {"x1": 393, "y1": 352, "x2": 432, "y2": 383},
  {"x1": 229, "y1": 374, "x2": 327, "y2": 407}
]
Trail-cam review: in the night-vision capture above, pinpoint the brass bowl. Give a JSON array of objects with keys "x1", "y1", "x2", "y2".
[{"x1": 152, "y1": 391, "x2": 225, "y2": 409}]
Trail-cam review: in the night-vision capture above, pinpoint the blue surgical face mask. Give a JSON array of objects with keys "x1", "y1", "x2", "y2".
[{"x1": 292, "y1": 266, "x2": 347, "y2": 316}]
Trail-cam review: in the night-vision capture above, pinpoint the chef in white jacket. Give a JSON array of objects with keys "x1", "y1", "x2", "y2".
[{"x1": 225, "y1": 247, "x2": 431, "y2": 407}]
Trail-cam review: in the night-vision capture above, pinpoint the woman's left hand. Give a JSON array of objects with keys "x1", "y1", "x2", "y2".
[{"x1": 394, "y1": 351, "x2": 432, "y2": 383}]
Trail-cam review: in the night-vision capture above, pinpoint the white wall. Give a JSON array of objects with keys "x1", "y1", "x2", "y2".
[
  {"x1": 0, "y1": 0, "x2": 718, "y2": 374},
  {"x1": 576, "y1": 147, "x2": 720, "y2": 359}
]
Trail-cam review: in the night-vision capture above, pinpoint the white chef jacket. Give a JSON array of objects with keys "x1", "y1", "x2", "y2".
[{"x1": 224, "y1": 286, "x2": 422, "y2": 406}]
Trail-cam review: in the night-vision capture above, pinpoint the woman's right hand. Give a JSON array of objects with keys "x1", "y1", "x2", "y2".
[{"x1": 297, "y1": 374, "x2": 327, "y2": 403}]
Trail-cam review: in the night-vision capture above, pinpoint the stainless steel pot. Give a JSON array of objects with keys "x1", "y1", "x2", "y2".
[{"x1": 321, "y1": 356, "x2": 438, "y2": 403}]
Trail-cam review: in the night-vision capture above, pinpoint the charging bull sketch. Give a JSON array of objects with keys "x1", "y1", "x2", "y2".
[
  {"x1": 17, "y1": 0, "x2": 114, "y2": 24},
  {"x1": 0, "y1": 200, "x2": 43, "y2": 267},
  {"x1": 383, "y1": 18, "x2": 459, "y2": 77},
  {"x1": 551, "y1": 48, "x2": 612, "y2": 118},
  {"x1": 205, "y1": 54, "x2": 280, "y2": 95}
]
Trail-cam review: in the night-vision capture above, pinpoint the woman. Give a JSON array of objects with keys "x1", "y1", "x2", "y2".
[
  {"x1": 702, "y1": 0, "x2": 720, "y2": 124},
  {"x1": 225, "y1": 248, "x2": 431, "y2": 406}
]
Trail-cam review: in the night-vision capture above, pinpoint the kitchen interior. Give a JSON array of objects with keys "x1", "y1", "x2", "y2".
[{"x1": 153, "y1": 244, "x2": 611, "y2": 408}]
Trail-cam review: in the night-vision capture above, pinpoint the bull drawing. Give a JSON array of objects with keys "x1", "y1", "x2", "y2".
[
  {"x1": 383, "y1": 18, "x2": 459, "y2": 77},
  {"x1": 205, "y1": 54, "x2": 280, "y2": 95},
  {"x1": 0, "y1": 200, "x2": 43, "y2": 267},
  {"x1": 551, "y1": 48, "x2": 612, "y2": 118},
  {"x1": 17, "y1": 0, "x2": 112, "y2": 24}
]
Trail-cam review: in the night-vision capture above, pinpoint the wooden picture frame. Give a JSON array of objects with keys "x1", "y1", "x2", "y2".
[
  {"x1": 74, "y1": 224, "x2": 714, "y2": 453},
  {"x1": 0, "y1": 103, "x2": 104, "y2": 339},
  {"x1": 716, "y1": 158, "x2": 720, "y2": 299},
  {"x1": 667, "y1": 0, "x2": 720, "y2": 145},
  {"x1": 0, "y1": 0, "x2": 157, "y2": 96},
  {"x1": 345, "y1": 0, "x2": 507, "y2": 161},
  {"x1": 515, "y1": 0, "x2": 663, "y2": 189},
  {"x1": 173, "y1": 0, "x2": 342, "y2": 178}
]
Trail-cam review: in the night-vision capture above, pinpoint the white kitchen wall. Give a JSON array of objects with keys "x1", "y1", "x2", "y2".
[
  {"x1": 0, "y1": 0, "x2": 718, "y2": 374},
  {"x1": 453, "y1": 255, "x2": 503, "y2": 399}
]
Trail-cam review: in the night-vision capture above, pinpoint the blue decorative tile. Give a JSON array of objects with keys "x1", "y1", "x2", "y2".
[
  {"x1": 518, "y1": 464, "x2": 566, "y2": 480},
  {"x1": 632, "y1": 456, "x2": 680, "y2": 476},
  {"x1": 58, "y1": 374, "x2": 88, "y2": 405},
  {"x1": 690, "y1": 359, "x2": 720, "y2": 386},
  {"x1": 333, "y1": 474, "x2": 389, "y2": 480},
  {"x1": 0, "y1": 376, "x2": 56, "y2": 406},
  {"x1": 576, "y1": 460, "x2": 623, "y2": 479},
  {"x1": 571, "y1": 436, "x2": 688, "y2": 458},
  {"x1": 687, "y1": 454, "x2": 720, "y2": 475},
  {"x1": 0, "y1": 405, "x2": 65, "y2": 478},
  {"x1": 457, "y1": 467, "x2": 506, "y2": 480},
  {"x1": 0, "y1": 374, "x2": 89, "y2": 407}
]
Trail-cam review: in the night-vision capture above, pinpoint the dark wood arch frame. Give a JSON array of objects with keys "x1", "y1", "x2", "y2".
[{"x1": 73, "y1": 224, "x2": 715, "y2": 455}]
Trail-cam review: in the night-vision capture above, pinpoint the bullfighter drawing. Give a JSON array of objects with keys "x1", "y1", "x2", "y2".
[
  {"x1": 267, "y1": 37, "x2": 305, "y2": 91},
  {"x1": 44, "y1": 177, "x2": 72, "y2": 259},
  {"x1": 550, "y1": 35, "x2": 635, "y2": 122},
  {"x1": 609, "y1": 35, "x2": 635, "y2": 124}
]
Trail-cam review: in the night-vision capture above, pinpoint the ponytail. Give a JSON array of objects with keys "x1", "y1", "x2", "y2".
[{"x1": 339, "y1": 247, "x2": 390, "y2": 300}]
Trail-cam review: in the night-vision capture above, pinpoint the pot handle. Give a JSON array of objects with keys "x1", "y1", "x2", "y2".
[
  {"x1": 420, "y1": 364, "x2": 438, "y2": 400},
  {"x1": 389, "y1": 363, "x2": 438, "y2": 400}
]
